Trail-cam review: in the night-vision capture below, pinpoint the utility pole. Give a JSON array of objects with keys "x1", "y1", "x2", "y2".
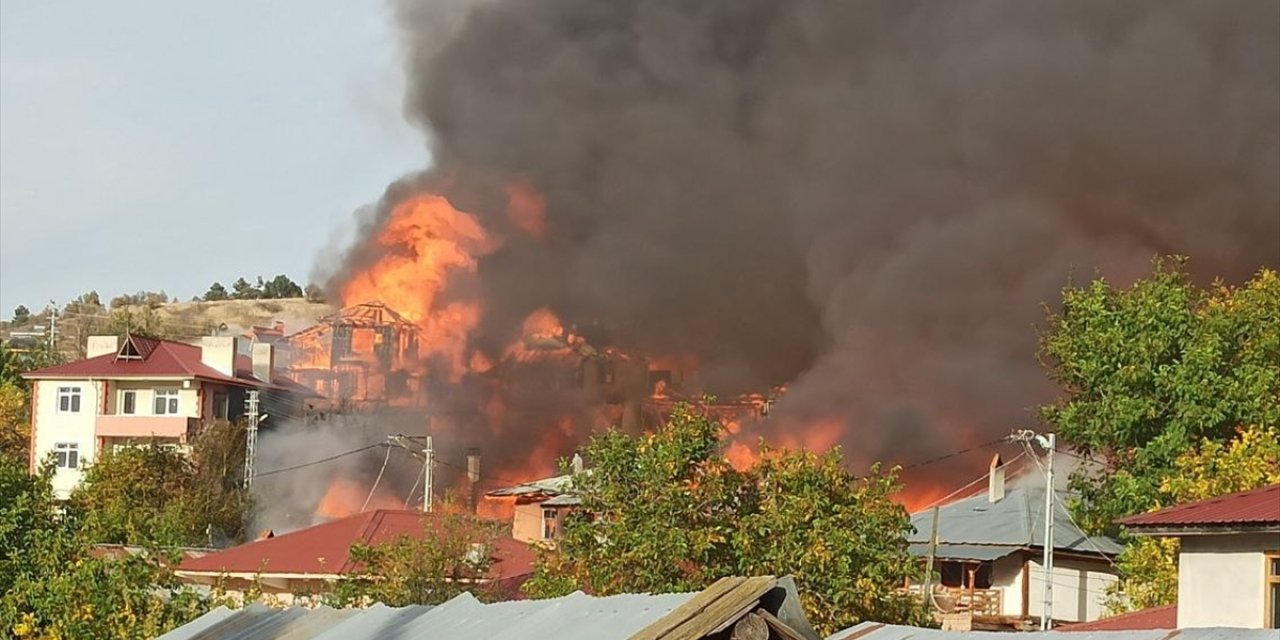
[
  {"x1": 243, "y1": 390, "x2": 260, "y2": 488},
  {"x1": 1010, "y1": 429, "x2": 1056, "y2": 630},
  {"x1": 48, "y1": 301, "x2": 58, "y2": 355},
  {"x1": 423, "y1": 435, "x2": 435, "y2": 513},
  {"x1": 923, "y1": 505, "x2": 940, "y2": 611}
]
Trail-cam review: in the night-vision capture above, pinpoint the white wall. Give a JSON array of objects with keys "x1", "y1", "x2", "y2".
[
  {"x1": 1024, "y1": 555, "x2": 1116, "y2": 623},
  {"x1": 106, "y1": 380, "x2": 200, "y2": 418},
  {"x1": 991, "y1": 553, "x2": 1026, "y2": 617},
  {"x1": 1178, "y1": 532, "x2": 1280, "y2": 629},
  {"x1": 31, "y1": 379, "x2": 100, "y2": 498}
]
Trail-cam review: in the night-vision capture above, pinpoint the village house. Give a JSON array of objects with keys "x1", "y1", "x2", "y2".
[
  {"x1": 22, "y1": 333, "x2": 309, "y2": 498},
  {"x1": 284, "y1": 302, "x2": 424, "y2": 408},
  {"x1": 175, "y1": 509, "x2": 537, "y2": 603},
  {"x1": 906, "y1": 455, "x2": 1122, "y2": 628},
  {"x1": 1117, "y1": 484, "x2": 1280, "y2": 630},
  {"x1": 482, "y1": 459, "x2": 583, "y2": 546}
]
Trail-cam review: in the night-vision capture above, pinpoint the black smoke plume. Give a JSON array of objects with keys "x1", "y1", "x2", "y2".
[{"x1": 331, "y1": 0, "x2": 1279, "y2": 475}]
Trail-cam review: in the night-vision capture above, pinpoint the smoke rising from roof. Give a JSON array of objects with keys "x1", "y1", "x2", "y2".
[{"x1": 330, "y1": 0, "x2": 1279, "y2": 472}]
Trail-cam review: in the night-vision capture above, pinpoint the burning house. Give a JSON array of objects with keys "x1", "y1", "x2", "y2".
[{"x1": 286, "y1": 302, "x2": 424, "y2": 409}]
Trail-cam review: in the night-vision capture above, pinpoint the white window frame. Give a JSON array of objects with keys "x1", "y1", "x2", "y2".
[
  {"x1": 153, "y1": 388, "x2": 180, "y2": 415},
  {"x1": 56, "y1": 386, "x2": 82, "y2": 414},
  {"x1": 53, "y1": 442, "x2": 79, "y2": 469},
  {"x1": 120, "y1": 389, "x2": 137, "y2": 415}
]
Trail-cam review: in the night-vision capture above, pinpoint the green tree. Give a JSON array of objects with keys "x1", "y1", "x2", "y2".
[
  {"x1": 1108, "y1": 425, "x2": 1280, "y2": 612},
  {"x1": 523, "y1": 404, "x2": 926, "y2": 635},
  {"x1": 327, "y1": 509, "x2": 506, "y2": 607},
  {"x1": 0, "y1": 383, "x2": 30, "y2": 464},
  {"x1": 0, "y1": 459, "x2": 209, "y2": 639},
  {"x1": 11, "y1": 306, "x2": 30, "y2": 325},
  {"x1": 1039, "y1": 257, "x2": 1280, "y2": 533},
  {"x1": 230, "y1": 278, "x2": 261, "y2": 300},
  {"x1": 203, "y1": 282, "x2": 230, "y2": 301},
  {"x1": 260, "y1": 275, "x2": 303, "y2": 299},
  {"x1": 70, "y1": 422, "x2": 252, "y2": 547}
]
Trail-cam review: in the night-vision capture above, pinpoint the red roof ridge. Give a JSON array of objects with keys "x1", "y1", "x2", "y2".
[
  {"x1": 1058, "y1": 604, "x2": 1176, "y2": 632},
  {"x1": 1119, "y1": 484, "x2": 1280, "y2": 529}
]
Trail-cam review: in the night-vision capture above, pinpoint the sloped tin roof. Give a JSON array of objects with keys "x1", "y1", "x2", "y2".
[
  {"x1": 1118, "y1": 484, "x2": 1280, "y2": 530},
  {"x1": 177, "y1": 509, "x2": 535, "y2": 581},
  {"x1": 908, "y1": 486, "x2": 1123, "y2": 557},
  {"x1": 1057, "y1": 605, "x2": 1177, "y2": 632},
  {"x1": 158, "y1": 591, "x2": 695, "y2": 640}
]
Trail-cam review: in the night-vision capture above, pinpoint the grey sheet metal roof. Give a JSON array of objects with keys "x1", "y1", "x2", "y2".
[
  {"x1": 906, "y1": 543, "x2": 1022, "y2": 562},
  {"x1": 485, "y1": 473, "x2": 573, "y2": 497},
  {"x1": 908, "y1": 486, "x2": 1123, "y2": 557},
  {"x1": 159, "y1": 590, "x2": 694, "y2": 640},
  {"x1": 828, "y1": 622, "x2": 1276, "y2": 640}
]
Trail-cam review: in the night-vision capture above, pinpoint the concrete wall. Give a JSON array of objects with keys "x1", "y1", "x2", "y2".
[
  {"x1": 30, "y1": 379, "x2": 100, "y2": 498},
  {"x1": 991, "y1": 553, "x2": 1026, "y2": 617},
  {"x1": 1022, "y1": 555, "x2": 1116, "y2": 623},
  {"x1": 1178, "y1": 532, "x2": 1280, "y2": 629},
  {"x1": 512, "y1": 502, "x2": 547, "y2": 543}
]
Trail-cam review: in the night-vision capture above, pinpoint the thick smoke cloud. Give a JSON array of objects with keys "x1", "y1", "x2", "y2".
[{"x1": 339, "y1": 0, "x2": 1278, "y2": 472}]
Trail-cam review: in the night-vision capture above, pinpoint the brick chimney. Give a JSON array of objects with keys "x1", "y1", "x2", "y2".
[
  {"x1": 251, "y1": 342, "x2": 274, "y2": 384},
  {"x1": 988, "y1": 454, "x2": 1006, "y2": 503},
  {"x1": 86, "y1": 335, "x2": 120, "y2": 359},
  {"x1": 199, "y1": 336, "x2": 237, "y2": 377}
]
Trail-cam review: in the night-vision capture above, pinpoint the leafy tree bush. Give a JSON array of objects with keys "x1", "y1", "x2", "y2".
[
  {"x1": 522, "y1": 403, "x2": 927, "y2": 635},
  {"x1": 11, "y1": 306, "x2": 30, "y2": 325},
  {"x1": 1039, "y1": 257, "x2": 1280, "y2": 533},
  {"x1": 203, "y1": 282, "x2": 230, "y2": 301},
  {"x1": 230, "y1": 278, "x2": 261, "y2": 300},
  {"x1": 0, "y1": 459, "x2": 209, "y2": 639},
  {"x1": 260, "y1": 275, "x2": 303, "y2": 299},
  {"x1": 70, "y1": 421, "x2": 253, "y2": 547},
  {"x1": 0, "y1": 383, "x2": 31, "y2": 465},
  {"x1": 1107, "y1": 425, "x2": 1280, "y2": 612},
  {"x1": 327, "y1": 509, "x2": 507, "y2": 607}
]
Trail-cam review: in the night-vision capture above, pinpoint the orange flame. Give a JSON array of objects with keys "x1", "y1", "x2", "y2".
[
  {"x1": 316, "y1": 478, "x2": 402, "y2": 520},
  {"x1": 340, "y1": 193, "x2": 495, "y2": 380}
]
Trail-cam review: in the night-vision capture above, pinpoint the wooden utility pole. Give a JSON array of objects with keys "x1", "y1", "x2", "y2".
[{"x1": 923, "y1": 505, "x2": 941, "y2": 610}]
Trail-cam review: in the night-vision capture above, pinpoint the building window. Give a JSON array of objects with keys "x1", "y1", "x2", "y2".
[
  {"x1": 53, "y1": 442, "x2": 79, "y2": 469},
  {"x1": 120, "y1": 390, "x2": 137, "y2": 415},
  {"x1": 542, "y1": 508, "x2": 559, "y2": 540},
  {"x1": 56, "y1": 387, "x2": 82, "y2": 413},
  {"x1": 213, "y1": 392, "x2": 229, "y2": 420},
  {"x1": 939, "y1": 561, "x2": 992, "y2": 589},
  {"x1": 154, "y1": 389, "x2": 180, "y2": 415},
  {"x1": 1267, "y1": 552, "x2": 1280, "y2": 629}
]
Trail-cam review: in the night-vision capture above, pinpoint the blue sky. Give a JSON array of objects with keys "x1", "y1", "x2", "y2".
[{"x1": 0, "y1": 1, "x2": 425, "y2": 313}]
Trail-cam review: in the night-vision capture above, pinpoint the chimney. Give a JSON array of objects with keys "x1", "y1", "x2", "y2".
[
  {"x1": 989, "y1": 454, "x2": 1006, "y2": 503},
  {"x1": 273, "y1": 321, "x2": 285, "y2": 334},
  {"x1": 86, "y1": 336, "x2": 120, "y2": 359},
  {"x1": 572, "y1": 452, "x2": 584, "y2": 475},
  {"x1": 251, "y1": 342, "x2": 274, "y2": 384},
  {"x1": 200, "y1": 336, "x2": 237, "y2": 377}
]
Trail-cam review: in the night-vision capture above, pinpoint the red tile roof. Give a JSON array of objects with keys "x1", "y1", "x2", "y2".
[
  {"x1": 177, "y1": 510, "x2": 536, "y2": 582},
  {"x1": 1059, "y1": 605, "x2": 1176, "y2": 631},
  {"x1": 22, "y1": 335, "x2": 304, "y2": 393},
  {"x1": 1118, "y1": 485, "x2": 1280, "y2": 529}
]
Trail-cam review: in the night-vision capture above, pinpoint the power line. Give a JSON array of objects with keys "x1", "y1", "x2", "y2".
[
  {"x1": 253, "y1": 442, "x2": 387, "y2": 479},
  {"x1": 901, "y1": 438, "x2": 1008, "y2": 471},
  {"x1": 914, "y1": 451, "x2": 1029, "y2": 512},
  {"x1": 361, "y1": 444, "x2": 394, "y2": 512}
]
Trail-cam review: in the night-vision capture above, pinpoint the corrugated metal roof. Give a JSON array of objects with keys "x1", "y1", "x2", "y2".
[
  {"x1": 1118, "y1": 485, "x2": 1280, "y2": 530},
  {"x1": 828, "y1": 622, "x2": 1276, "y2": 640},
  {"x1": 485, "y1": 474, "x2": 574, "y2": 497},
  {"x1": 908, "y1": 486, "x2": 1123, "y2": 557},
  {"x1": 905, "y1": 544, "x2": 1021, "y2": 562},
  {"x1": 159, "y1": 590, "x2": 694, "y2": 640}
]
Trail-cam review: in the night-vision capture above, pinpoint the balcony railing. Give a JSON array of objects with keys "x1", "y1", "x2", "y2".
[
  {"x1": 95, "y1": 415, "x2": 197, "y2": 439},
  {"x1": 902, "y1": 584, "x2": 1003, "y2": 617}
]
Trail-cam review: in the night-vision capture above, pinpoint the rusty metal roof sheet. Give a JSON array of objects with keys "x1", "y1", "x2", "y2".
[{"x1": 1118, "y1": 485, "x2": 1280, "y2": 530}]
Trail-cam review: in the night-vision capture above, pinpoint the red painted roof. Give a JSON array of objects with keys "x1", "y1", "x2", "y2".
[
  {"x1": 1119, "y1": 485, "x2": 1280, "y2": 529},
  {"x1": 1059, "y1": 605, "x2": 1176, "y2": 631},
  {"x1": 177, "y1": 509, "x2": 536, "y2": 582},
  {"x1": 22, "y1": 336, "x2": 305, "y2": 393}
]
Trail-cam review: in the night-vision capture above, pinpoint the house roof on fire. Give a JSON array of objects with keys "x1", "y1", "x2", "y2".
[
  {"x1": 158, "y1": 575, "x2": 820, "y2": 640},
  {"x1": 907, "y1": 485, "x2": 1123, "y2": 562},
  {"x1": 176, "y1": 509, "x2": 536, "y2": 585},
  {"x1": 287, "y1": 301, "x2": 418, "y2": 341},
  {"x1": 21, "y1": 334, "x2": 303, "y2": 393},
  {"x1": 485, "y1": 473, "x2": 575, "y2": 499}
]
